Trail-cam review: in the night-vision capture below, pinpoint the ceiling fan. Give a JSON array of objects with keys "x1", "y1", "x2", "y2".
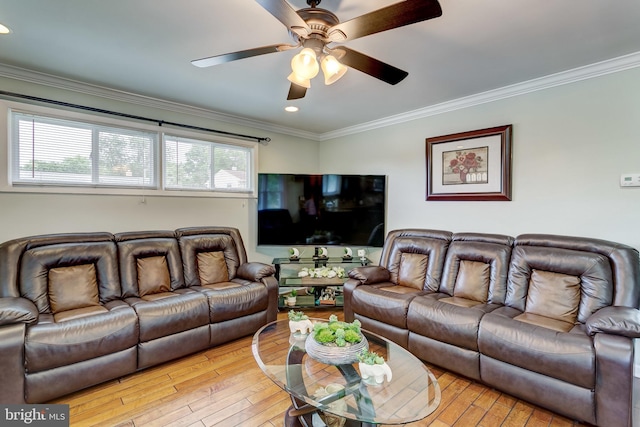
[{"x1": 191, "y1": 0, "x2": 442, "y2": 100}]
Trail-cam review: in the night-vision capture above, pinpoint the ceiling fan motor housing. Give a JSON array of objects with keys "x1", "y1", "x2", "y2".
[{"x1": 297, "y1": 9, "x2": 338, "y2": 37}]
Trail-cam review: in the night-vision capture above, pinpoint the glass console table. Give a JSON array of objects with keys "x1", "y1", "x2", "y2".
[{"x1": 273, "y1": 257, "x2": 371, "y2": 309}]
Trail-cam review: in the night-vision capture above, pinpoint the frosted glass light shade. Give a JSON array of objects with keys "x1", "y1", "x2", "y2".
[
  {"x1": 290, "y1": 48, "x2": 319, "y2": 80},
  {"x1": 321, "y1": 55, "x2": 347, "y2": 85},
  {"x1": 287, "y1": 72, "x2": 311, "y2": 88}
]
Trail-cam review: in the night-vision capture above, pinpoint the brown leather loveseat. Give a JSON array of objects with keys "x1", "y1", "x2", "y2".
[
  {"x1": 0, "y1": 226, "x2": 277, "y2": 404},
  {"x1": 344, "y1": 229, "x2": 640, "y2": 427}
]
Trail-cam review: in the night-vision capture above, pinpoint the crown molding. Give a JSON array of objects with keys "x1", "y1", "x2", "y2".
[
  {"x1": 318, "y1": 51, "x2": 640, "y2": 141},
  {"x1": 2, "y1": 51, "x2": 639, "y2": 143},
  {"x1": 0, "y1": 63, "x2": 319, "y2": 141}
]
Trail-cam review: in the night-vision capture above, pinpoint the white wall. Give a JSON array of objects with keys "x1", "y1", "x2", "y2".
[{"x1": 319, "y1": 67, "x2": 640, "y2": 253}]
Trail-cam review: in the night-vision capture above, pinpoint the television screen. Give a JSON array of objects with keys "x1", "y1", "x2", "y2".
[{"x1": 257, "y1": 174, "x2": 386, "y2": 247}]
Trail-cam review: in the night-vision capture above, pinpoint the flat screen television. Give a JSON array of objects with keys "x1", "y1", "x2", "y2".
[{"x1": 257, "y1": 173, "x2": 386, "y2": 247}]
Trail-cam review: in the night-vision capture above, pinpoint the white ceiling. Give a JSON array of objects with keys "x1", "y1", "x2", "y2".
[{"x1": 1, "y1": 0, "x2": 639, "y2": 137}]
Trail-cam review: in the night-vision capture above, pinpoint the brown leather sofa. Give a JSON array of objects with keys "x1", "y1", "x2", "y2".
[
  {"x1": 0, "y1": 226, "x2": 277, "y2": 404},
  {"x1": 344, "y1": 229, "x2": 640, "y2": 427}
]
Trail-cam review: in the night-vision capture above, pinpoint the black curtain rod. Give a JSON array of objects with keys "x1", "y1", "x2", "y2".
[{"x1": 0, "y1": 90, "x2": 271, "y2": 144}]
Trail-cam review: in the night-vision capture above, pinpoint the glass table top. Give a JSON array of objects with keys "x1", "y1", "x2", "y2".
[{"x1": 252, "y1": 319, "x2": 441, "y2": 425}]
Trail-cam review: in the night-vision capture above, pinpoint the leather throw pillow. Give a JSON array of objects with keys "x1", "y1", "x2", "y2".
[
  {"x1": 198, "y1": 251, "x2": 230, "y2": 285},
  {"x1": 48, "y1": 264, "x2": 100, "y2": 314},
  {"x1": 398, "y1": 252, "x2": 428, "y2": 290},
  {"x1": 137, "y1": 256, "x2": 171, "y2": 296},
  {"x1": 525, "y1": 269, "x2": 580, "y2": 324},
  {"x1": 453, "y1": 260, "x2": 490, "y2": 302}
]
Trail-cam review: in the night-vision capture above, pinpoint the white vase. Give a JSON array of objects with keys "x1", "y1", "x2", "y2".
[
  {"x1": 289, "y1": 319, "x2": 314, "y2": 335},
  {"x1": 359, "y1": 362, "x2": 392, "y2": 385},
  {"x1": 285, "y1": 296, "x2": 297, "y2": 307}
]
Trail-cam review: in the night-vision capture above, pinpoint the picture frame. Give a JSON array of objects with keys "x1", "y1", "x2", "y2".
[{"x1": 425, "y1": 124, "x2": 512, "y2": 201}]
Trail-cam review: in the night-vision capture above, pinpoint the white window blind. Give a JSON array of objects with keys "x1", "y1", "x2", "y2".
[
  {"x1": 12, "y1": 112, "x2": 157, "y2": 188},
  {"x1": 164, "y1": 135, "x2": 251, "y2": 192}
]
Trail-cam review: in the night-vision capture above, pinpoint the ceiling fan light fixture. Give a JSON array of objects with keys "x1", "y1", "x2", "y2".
[
  {"x1": 290, "y1": 48, "x2": 319, "y2": 80},
  {"x1": 287, "y1": 72, "x2": 311, "y2": 89},
  {"x1": 321, "y1": 54, "x2": 347, "y2": 85}
]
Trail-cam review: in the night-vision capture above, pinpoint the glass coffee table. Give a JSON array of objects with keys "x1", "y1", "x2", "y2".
[{"x1": 252, "y1": 319, "x2": 440, "y2": 427}]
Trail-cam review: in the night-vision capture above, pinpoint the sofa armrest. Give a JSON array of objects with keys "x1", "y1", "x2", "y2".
[
  {"x1": 586, "y1": 306, "x2": 640, "y2": 338},
  {"x1": 0, "y1": 297, "x2": 38, "y2": 326},
  {"x1": 348, "y1": 265, "x2": 391, "y2": 285},
  {"x1": 236, "y1": 262, "x2": 277, "y2": 282}
]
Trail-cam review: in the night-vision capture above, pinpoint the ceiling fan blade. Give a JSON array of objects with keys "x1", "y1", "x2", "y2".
[
  {"x1": 287, "y1": 83, "x2": 307, "y2": 100},
  {"x1": 255, "y1": 0, "x2": 310, "y2": 37},
  {"x1": 336, "y1": 47, "x2": 408, "y2": 85},
  {"x1": 328, "y1": 0, "x2": 442, "y2": 42},
  {"x1": 191, "y1": 44, "x2": 292, "y2": 68}
]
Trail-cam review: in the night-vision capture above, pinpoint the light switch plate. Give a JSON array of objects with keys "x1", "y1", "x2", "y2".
[{"x1": 620, "y1": 173, "x2": 640, "y2": 187}]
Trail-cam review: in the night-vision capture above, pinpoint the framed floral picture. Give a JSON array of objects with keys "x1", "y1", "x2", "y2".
[{"x1": 426, "y1": 125, "x2": 512, "y2": 201}]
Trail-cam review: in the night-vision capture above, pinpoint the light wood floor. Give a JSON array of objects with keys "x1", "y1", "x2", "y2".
[{"x1": 51, "y1": 309, "x2": 593, "y2": 427}]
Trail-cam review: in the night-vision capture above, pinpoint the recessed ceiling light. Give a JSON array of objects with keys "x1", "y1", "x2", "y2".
[
  {"x1": 0, "y1": 23, "x2": 11, "y2": 35},
  {"x1": 285, "y1": 106, "x2": 299, "y2": 113}
]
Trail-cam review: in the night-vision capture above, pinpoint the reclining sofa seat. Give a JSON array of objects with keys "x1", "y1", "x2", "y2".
[
  {"x1": 343, "y1": 229, "x2": 451, "y2": 348},
  {"x1": 344, "y1": 229, "x2": 640, "y2": 427},
  {"x1": 176, "y1": 226, "x2": 279, "y2": 346},
  {"x1": 478, "y1": 234, "x2": 640, "y2": 427},
  {"x1": 407, "y1": 232, "x2": 513, "y2": 381},
  {"x1": 115, "y1": 230, "x2": 210, "y2": 369},
  {"x1": 0, "y1": 233, "x2": 139, "y2": 403}
]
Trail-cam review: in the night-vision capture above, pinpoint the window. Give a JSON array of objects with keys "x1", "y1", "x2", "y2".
[
  {"x1": 7, "y1": 106, "x2": 256, "y2": 196},
  {"x1": 164, "y1": 135, "x2": 251, "y2": 192},
  {"x1": 12, "y1": 112, "x2": 157, "y2": 188}
]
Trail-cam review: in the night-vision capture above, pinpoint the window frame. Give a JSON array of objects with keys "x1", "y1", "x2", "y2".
[
  {"x1": 11, "y1": 111, "x2": 160, "y2": 189},
  {"x1": 163, "y1": 133, "x2": 253, "y2": 193},
  {"x1": 1, "y1": 100, "x2": 258, "y2": 198}
]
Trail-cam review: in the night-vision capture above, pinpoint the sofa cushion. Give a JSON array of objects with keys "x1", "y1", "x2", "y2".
[
  {"x1": 525, "y1": 269, "x2": 580, "y2": 324},
  {"x1": 197, "y1": 251, "x2": 229, "y2": 284},
  {"x1": 127, "y1": 290, "x2": 209, "y2": 342},
  {"x1": 136, "y1": 256, "x2": 171, "y2": 297},
  {"x1": 408, "y1": 294, "x2": 496, "y2": 351},
  {"x1": 453, "y1": 260, "x2": 490, "y2": 302},
  {"x1": 478, "y1": 306, "x2": 594, "y2": 389},
  {"x1": 350, "y1": 283, "x2": 420, "y2": 329},
  {"x1": 25, "y1": 301, "x2": 138, "y2": 373},
  {"x1": 512, "y1": 312, "x2": 574, "y2": 333},
  {"x1": 48, "y1": 264, "x2": 100, "y2": 314},
  {"x1": 197, "y1": 279, "x2": 268, "y2": 323}
]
